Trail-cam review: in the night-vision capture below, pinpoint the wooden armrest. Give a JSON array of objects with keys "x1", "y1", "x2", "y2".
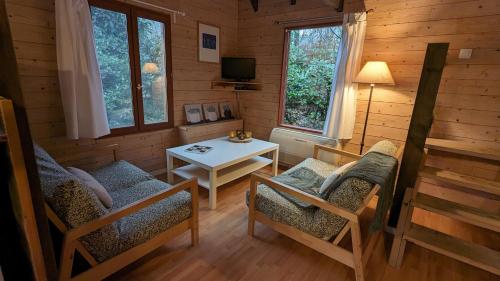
[
  {"x1": 250, "y1": 172, "x2": 358, "y2": 222},
  {"x1": 66, "y1": 178, "x2": 198, "y2": 241},
  {"x1": 313, "y1": 144, "x2": 362, "y2": 161}
]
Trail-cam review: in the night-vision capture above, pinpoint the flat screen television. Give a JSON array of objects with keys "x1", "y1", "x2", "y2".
[{"x1": 221, "y1": 57, "x2": 256, "y2": 81}]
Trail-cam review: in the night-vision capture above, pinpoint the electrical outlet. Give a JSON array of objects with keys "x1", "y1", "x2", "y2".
[{"x1": 458, "y1": 49, "x2": 473, "y2": 59}]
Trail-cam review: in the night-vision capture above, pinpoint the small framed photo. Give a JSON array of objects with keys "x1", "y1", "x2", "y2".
[
  {"x1": 198, "y1": 22, "x2": 220, "y2": 63},
  {"x1": 219, "y1": 102, "x2": 235, "y2": 120},
  {"x1": 203, "y1": 103, "x2": 220, "y2": 122},
  {"x1": 184, "y1": 104, "x2": 203, "y2": 124}
]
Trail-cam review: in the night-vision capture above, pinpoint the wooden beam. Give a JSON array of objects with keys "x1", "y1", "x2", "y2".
[
  {"x1": 387, "y1": 43, "x2": 449, "y2": 227},
  {"x1": 337, "y1": 0, "x2": 344, "y2": 12},
  {"x1": 0, "y1": 0, "x2": 58, "y2": 280},
  {"x1": 250, "y1": 0, "x2": 258, "y2": 12}
]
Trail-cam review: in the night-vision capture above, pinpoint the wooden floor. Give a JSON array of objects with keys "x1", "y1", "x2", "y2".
[{"x1": 108, "y1": 169, "x2": 499, "y2": 281}]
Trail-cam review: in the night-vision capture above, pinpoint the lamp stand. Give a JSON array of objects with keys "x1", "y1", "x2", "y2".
[{"x1": 359, "y1": 83, "x2": 374, "y2": 155}]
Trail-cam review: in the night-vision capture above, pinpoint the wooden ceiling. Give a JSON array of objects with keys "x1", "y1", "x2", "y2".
[{"x1": 249, "y1": 0, "x2": 343, "y2": 12}]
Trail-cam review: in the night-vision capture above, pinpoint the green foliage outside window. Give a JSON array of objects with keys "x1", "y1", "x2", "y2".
[
  {"x1": 284, "y1": 26, "x2": 342, "y2": 130},
  {"x1": 91, "y1": 6, "x2": 135, "y2": 129},
  {"x1": 91, "y1": 7, "x2": 168, "y2": 129}
]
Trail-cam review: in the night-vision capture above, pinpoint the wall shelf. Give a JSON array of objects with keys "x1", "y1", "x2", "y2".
[
  {"x1": 178, "y1": 119, "x2": 243, "y2": 144},
  {"x1": 211, "y1": 80, "x2": 262, "y2": 92}
]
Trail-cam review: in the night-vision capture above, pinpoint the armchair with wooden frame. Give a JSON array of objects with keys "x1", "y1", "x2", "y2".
[
  {"x1": 43, "y1": 145, "x2": 200, "y2": 281},
  {"x1": 248, "y1": 143, "x2": 404, "y2": 281}
]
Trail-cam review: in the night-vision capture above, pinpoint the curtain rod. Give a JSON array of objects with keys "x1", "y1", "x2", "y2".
[
  {"x1": 274, "y1": 9, "x2": 373, "y2": 26},
  {"x1": 128, "y1": 0, "x2": 186, "y2": 23},
  {"x1": 274, "y1": 16, "x2": 340, "y2": 25}
]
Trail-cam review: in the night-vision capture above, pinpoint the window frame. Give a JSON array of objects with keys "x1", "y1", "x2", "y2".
[
  {"x1": 89, "y1": 0, "x2": 174, "y2": 137},
  {"x1": 278, "y1": 22, "x2": 343, "y2": 134}
]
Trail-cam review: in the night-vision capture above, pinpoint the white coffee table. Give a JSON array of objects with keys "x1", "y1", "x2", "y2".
[{"x1": 166, "y1": 137, "x2": 279, "y2": 209}]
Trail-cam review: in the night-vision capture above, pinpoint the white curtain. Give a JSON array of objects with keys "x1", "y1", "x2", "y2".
[
  {"x1": 323, "y1": 12, "x2": 366, "y2": 140},
  {"x1": 55, "y1": 0, "x2": 110, "y2": 139}
]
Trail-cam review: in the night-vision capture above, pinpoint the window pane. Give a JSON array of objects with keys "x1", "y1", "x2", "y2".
[
  {"x1": 283, "y1": 26, "x2": 342, "y2": 130},
  {"x1": 137, "y1": 17, "x2": 168, "y2": 124},
  {"x1": 91, "y1": 6, "x2": 135, "y2": 129}
]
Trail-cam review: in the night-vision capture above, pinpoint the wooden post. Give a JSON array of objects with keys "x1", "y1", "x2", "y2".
[
  {"x1": 247, "y1": 176, "x2": 257, "y2": 236},
  {"x1": 0, "y1": 1, "x2": 58, "y2": 280},
  {"x1": 190, "y1": 179, "x2": 199, "y2": 246},
  {"x1": 388, "y1": 43, "x2": 449, "y2": 227},
  {"x1": 250, "y1": 0, "x2": 258, "y2": 11}
]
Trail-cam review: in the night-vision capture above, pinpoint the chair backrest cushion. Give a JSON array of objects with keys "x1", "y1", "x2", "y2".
[
  {"x1": 90, "y1": 160, "x2": 154, "y2": 192},
  {"x1": 34, "y1": 144, "x2": 121, "y2": 262},
  {"x1": 366, "y1": 140, "x2": 398, "y2": 157},
  {"x1": 67, "y1": 167, "x2": 113, "y2": 209}
]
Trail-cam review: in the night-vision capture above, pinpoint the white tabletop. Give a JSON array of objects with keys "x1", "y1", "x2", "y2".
[{"x1": 166, "y1": 137, "x2": 279, "y2": 169}]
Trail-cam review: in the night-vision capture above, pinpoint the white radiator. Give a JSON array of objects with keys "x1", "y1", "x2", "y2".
[{"x1": 269, "y1": 127, "x2": 336, "y2": 167}]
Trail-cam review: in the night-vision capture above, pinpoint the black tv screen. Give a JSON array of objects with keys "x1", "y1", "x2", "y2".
[{"x1": 221, "y1": 57, "x2": 256, "y2": 81}]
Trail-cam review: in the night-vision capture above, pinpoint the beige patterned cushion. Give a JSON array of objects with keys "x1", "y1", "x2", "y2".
[
  {"x1": 67, "y1": 167, "x2": 113, "y2": 208},
  {"x1": 285, "y1": 157, "x2": 338, "y2": 177},
  {"x1": 366, "y1": 140, "x2": 397, "y2": 157},
  {"x1": 90, "y1": 160, "x2": 154, "y2": 192}
]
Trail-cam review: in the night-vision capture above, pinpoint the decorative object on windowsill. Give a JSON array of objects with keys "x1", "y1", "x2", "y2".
[
  {"x1": 202, "y1": 103, "x2": 220, "y2": 122},
  {"x1": 219, "y1": 102, "x2": 235, "y2": 120},
  {"x1": 354, "y1": 61, "x2": 395, "y2": 154},
  {"x1": 198, "y1": 22, "x2": 220, "y2": 63},
  {"x1": 228, "y1": 130, "x2": 252, "y2": 143},
  {"x1": 184, "y1": 104, "x2": 204, "y2": 124}
]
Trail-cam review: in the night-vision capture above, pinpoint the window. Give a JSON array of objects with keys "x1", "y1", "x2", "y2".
[
  {"x1": 90, "y1": 0, "x2": 173, "y2": 135},
  {"x1": 279, "y1": 24, "x2": 342, "y2": 132}
]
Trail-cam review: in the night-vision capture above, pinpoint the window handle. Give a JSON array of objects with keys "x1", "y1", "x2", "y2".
[{"x1": 137, "y1": 84, "x2": 142, "y2": 90}]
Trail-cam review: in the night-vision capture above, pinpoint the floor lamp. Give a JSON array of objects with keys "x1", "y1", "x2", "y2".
[{"x1": 354, "y1": 61, "x2": 395, "y2": 154}]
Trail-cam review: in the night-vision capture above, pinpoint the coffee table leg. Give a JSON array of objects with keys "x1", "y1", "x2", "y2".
[
  {"x1": 272, "y1": 148, "x2": 279, "y2": 176},
  {"x1": 209, "y1": 169, "x2": 217, "y2": 209},
  {"x1": 167, "y1": 153, "x2": 174, "y2": 184}
]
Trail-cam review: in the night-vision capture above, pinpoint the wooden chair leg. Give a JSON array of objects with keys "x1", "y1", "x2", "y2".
[
  {"x1": 190, "y1": 180, "x2": 199, "y2": 246},
  {"x1": 388, "y1": 187, "x2": 415, "y2": 267},
  {"x1": 350, "y1": 221, "x2": 365, "y2": 281},
  {"x1": 58, "y1": 237, "x2": 75, "y2": 281},
  {"x1": 248, "y1": 177, "x2": 257, "y2": 236}
]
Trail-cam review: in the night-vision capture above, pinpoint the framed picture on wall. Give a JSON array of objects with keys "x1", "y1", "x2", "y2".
[
  {"x1": 184, "y1": 104, "x2": 204, "y2": 124},
  {"x1": 219, "y1": 102, "x2": 235, "y2": 120},
  {"x1": 202, "y1": 103, "x2": 220, "y2": 122},
  {"x1": 198, "y1": 22, "x2": 220, "y2": 63}
]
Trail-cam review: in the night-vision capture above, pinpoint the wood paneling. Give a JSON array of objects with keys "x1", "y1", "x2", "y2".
[
  {"x1": 236, "y1": 0, "x2": 341, "y2": 141},
  {"x1": 5, "y1": 0, "x2": 239, "y2": 172},
  {"x1": 237, "y1": 0, "x2": 500, "y2": 183}
]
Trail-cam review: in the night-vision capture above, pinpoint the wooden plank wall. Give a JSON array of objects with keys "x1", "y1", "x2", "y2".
[
  {"x1": 237, "y1": 0, "x2": 342, "y2": 139},
  {"x1": 237, "y1": 0, "x2": 500, "y2": 186},
  {"x1": 5, "y1": 0, "x2": 238, "y2": 172}
]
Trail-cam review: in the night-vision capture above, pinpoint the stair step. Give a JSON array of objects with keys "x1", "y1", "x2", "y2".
[
  {"x1": 419, "y1": 166, "x2": 500, "y2": 196},
  {"x1": 413, "y1": 193, "x2": 500, "y2": 232},
  {"x1": 425, "y1": 138, "x2": 500, "y2": 161},
  {"x1": 405, "y1": 224, "x2": 500, "y2": 275}
]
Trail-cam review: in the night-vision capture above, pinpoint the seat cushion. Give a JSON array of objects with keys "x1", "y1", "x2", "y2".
[
  {"x1": 110, "y1": 179, "x2": 192, "y2": 252},
  {"x1": 90, "y1": 160, "x2": 154, "y2": 192}
]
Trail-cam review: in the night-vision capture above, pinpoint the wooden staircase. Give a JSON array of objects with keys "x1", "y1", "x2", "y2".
[{"x1": 389, "y1": 138, "x2": 500, "y2": 276}]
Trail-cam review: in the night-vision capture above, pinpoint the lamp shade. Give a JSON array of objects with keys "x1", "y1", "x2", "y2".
[
  {"x1": 354, "y1": 61, "x2": 395, "y2": 85},
  {"x1": 142, "y1": 62, "x2": 160, "y2": 74}
]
